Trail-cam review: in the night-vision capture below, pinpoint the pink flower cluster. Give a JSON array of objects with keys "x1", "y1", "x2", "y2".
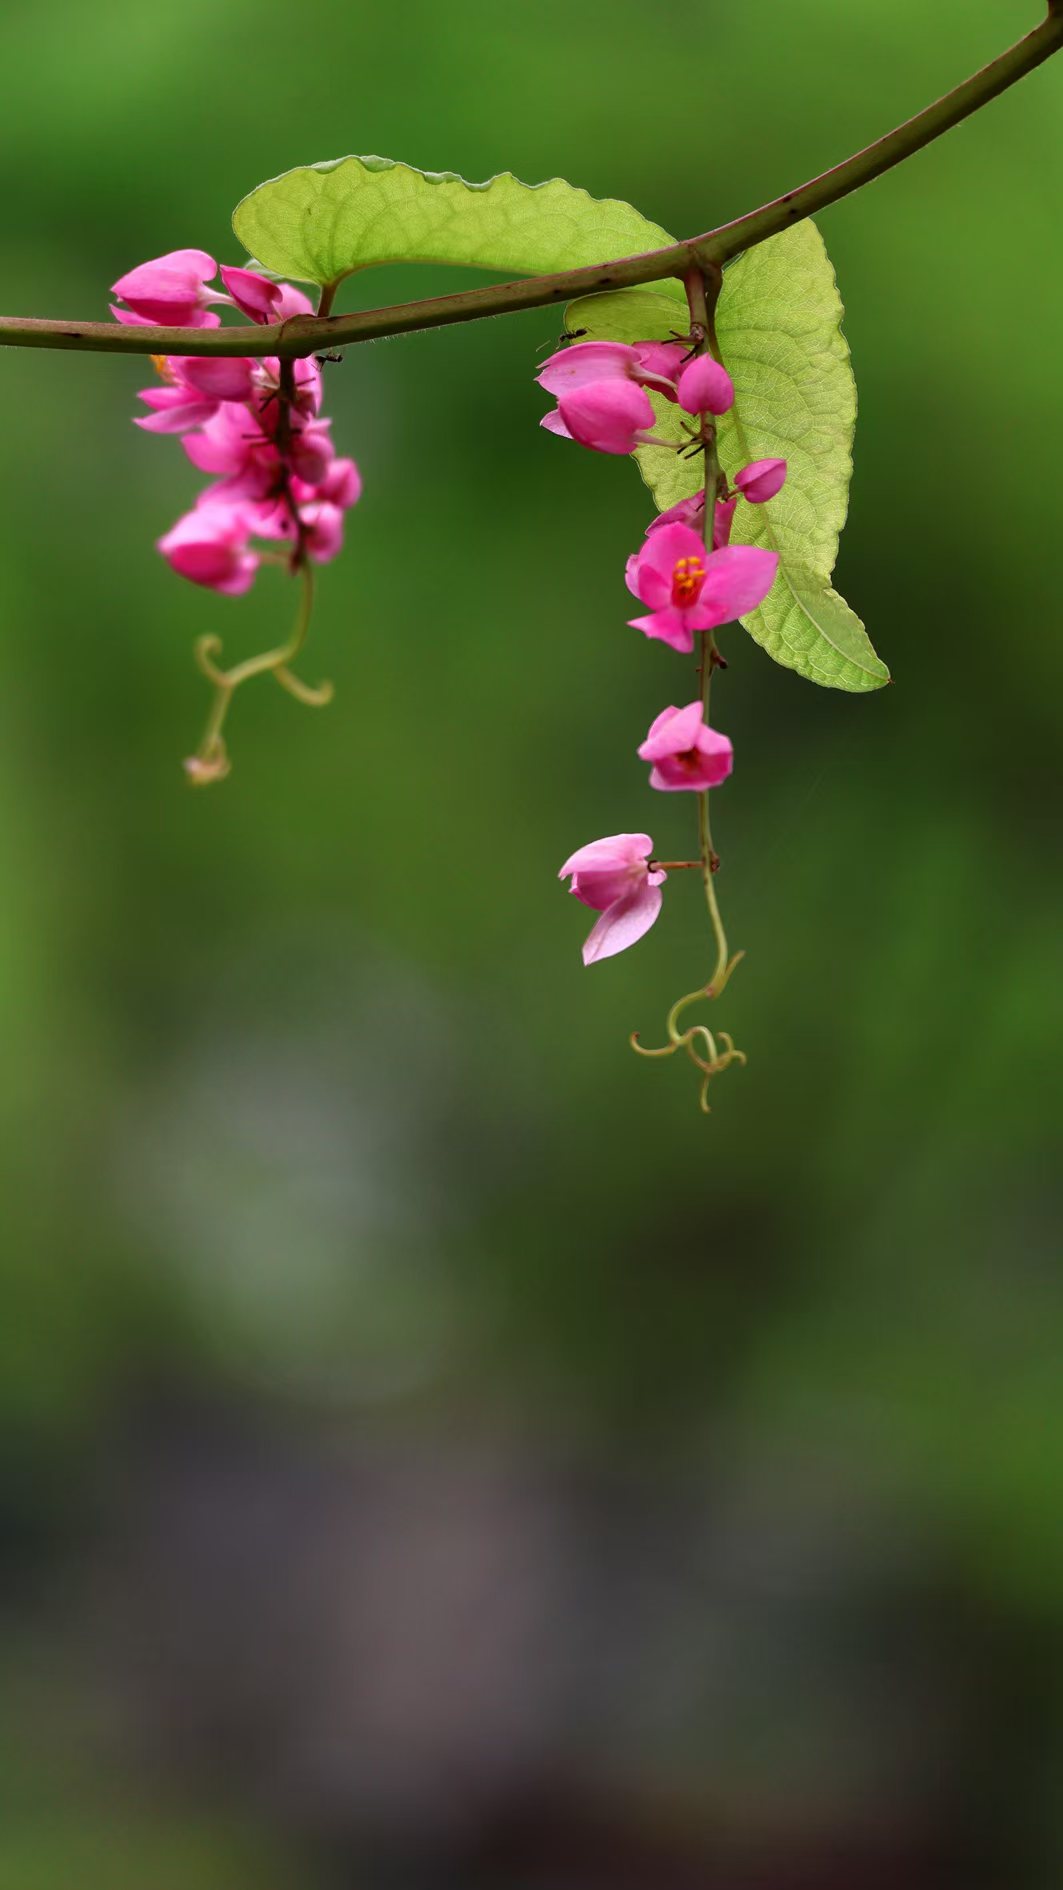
[
  {"x1": 538, "y1": 336, "x2": 786, "y2": 964},
  {"x1": 113, "y1": 250, "x2": 361, "y2": 594}
]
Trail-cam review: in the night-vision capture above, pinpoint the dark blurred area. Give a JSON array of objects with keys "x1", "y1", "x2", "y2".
[{"x1": 1, "y1": 1, "x2": 1061, "y2": 1884}]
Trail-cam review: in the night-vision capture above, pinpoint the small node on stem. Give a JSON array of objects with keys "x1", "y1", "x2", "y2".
[{"x1": 184, "y1": 742, "x2": 230, "y2": 787}]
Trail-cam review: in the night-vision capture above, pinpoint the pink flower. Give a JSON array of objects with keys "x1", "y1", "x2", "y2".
[
  {"x1": 218, "y1": 266, "x2": 285, "y2": 323},
  {"x1": 676, "y1": 353, "x2": 735, "y2": 417},
  {"x1": 252, "y1": 354, "x2": 323, "y2": 417},
  {"x1": 134, "y1": 356, "x2": 257, "y2": 434},
  {"x1": 320, "y1": 457, "x2": 362, "y2": 507},
  {"x1": 271, "y1": 282, "x2": 315, "y2": 320},
  {"x1": 288, "y1": 419, "x2": 334, "y2": 486},
  {"x1": 637, "y1": 702, "x2": 734, "y2": 792},
  {"x1": 135, "y1": 384, "x2": 220, "y2": 435},
  {"x1": 559, "y1": 833, "x2": 666, "y2": 966},
  {"x1": 645, "y1": 492, "x2": 738, "y2": 549},
  {"x1": 173, "y1": 355, "x2": 256, "y2": 402},
  {"x1": 299, "y1": 500, "x2": 345, "y2": 563},
  {"x1": 537, "y1": 339, "x2": 686, "y2": 401},
  {"x1": 183, "y1": 404, "x2": 277, "y2": 495},
  {"x1": 734, "y1": 457, "x2": 787, "y2": 503},
  {"x1": 542, "y1": 378, "x2": 668, "y2": 455},
  {"x1": 158, "y1": 503, "x2": 259, "y2": 595},
  {"x1": 111, "y1": 249, "x2": 224, "y2": 328},
  {"x1": 626, "y1": 521, "x2": 778, "y2": 652}
]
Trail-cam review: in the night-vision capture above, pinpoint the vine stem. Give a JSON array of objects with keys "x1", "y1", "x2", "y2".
[
  {"x1": 190, "y1": 562, "x2": 326, "y2": 778},
  {"x1": 683, "y1": 266, "x2": 734, "y2": 1001},
  {"x1": 0, "y1": 9, "x2": 1059, "y2": 360}
]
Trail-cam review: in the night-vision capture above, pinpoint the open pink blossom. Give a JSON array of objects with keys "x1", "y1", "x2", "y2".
[
  {"x1": 559, "y1": 833, "x2": 666, "y2": 966},
  {"x1": 676, "y1": 353, "x2": 735, "y2": 417},
  {"x1": 158, "y1": 503, "x2": 259, "y2": 595},
  {"x1": 542, "y1": 379, "x2": 667, "y2": 455},
  {"x1": 645, "y1": 492, "x2": 738, "y2": 550},
  {"x1": 734, "y1": 457, "x2": 787, "y2": 503},
  {"x1": 112, "y1": 249, "x2": 225, "y2": 327},
  {"x1": 134, "y1": 356, "x2": 256, "y2": 434},
  {"x1": 637, "y1": 702, "x2": 734, "y2": 792},
  {"x1": 626, "y1": 521, "x2": 778, "y2": 652},
  {"x1": 537, "y1": 339, "x2": 686, "y2": 401}
]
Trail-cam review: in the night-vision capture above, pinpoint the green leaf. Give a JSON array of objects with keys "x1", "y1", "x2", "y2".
[
  {"x1": 568, "y1": 224, "x2": 890, "y2": 692},
  {"x1": 743, "y1": 563, "x2": 890, "y2": 692},
  {"x1": 232, "y1": 156, "x2": 686, "y2": 296}
]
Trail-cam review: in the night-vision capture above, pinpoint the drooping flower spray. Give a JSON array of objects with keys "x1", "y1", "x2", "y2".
[
  {"x1": 114, "y1": 251, "x2": 361, "y2": 783},
  {"x1": 540, "y1": 265, "x2": 787, "y2": 1110}
]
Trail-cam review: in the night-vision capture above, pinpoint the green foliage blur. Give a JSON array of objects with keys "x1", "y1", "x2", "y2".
[{"x1": 1, "y1": 0, "x2": 1061, "y2": 1881}]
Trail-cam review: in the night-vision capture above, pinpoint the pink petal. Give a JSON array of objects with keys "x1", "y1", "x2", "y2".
[
  {"x1": 112, "y1": 249, "x2": 217, "y2": 301},
  {"x1": 691, "y1": 545, "x2": 779, "y2": 627},
  {"x1": 582, "y1": 880, "x2": 664, "y2": 965},
  {"x1": 273, "y1": 282, "x2": 316, "y2": 320},
  {"x1": 290, "y1": 420, "x2": 333, "y2": 486},
  {"x1": 316, "y1": 457, "x2": 362, "y2": 508},
  {"x1": 537, "y1": 340, "x2": 638, "y2": 395},
  {"x1": 628, "y1": 608, "x2": 695, "y2": 654},
  {"x1": 734, "y1": 457, "x2": 787, "y2": 503},
  {"x1": 631, "y1": 339, "x2": 687, "y2": 396},
  {"x1": 693, "y1": 727, "x2": 734, "y2": 783},
  {"x1": 134, "y1": 385, "x2": 218, "y2": 433},
  {"x1": 645, "y1": 494, "x2": 703, "y2": 535},
  {"x1": 219, "y1": 265, "x2": 284, "y2": 323},
  {"x1": 300, "y1": 500, "x2": 345, "y2": 563},
  {"x1": 637, "y1": 700, "x2": 704, "y2": 761},
  {"x1": 560, "y1": 833, "x2": 654, "y2": 881},
  {"x1": 714, "y1": 496, "x2": 738, "y2": 548},
  {"x1": 676, "y1": 353, "x2": 735, "y2": 417},
  {"x1": 635, "y1": 520, "x2": 707, "y2": 580},
  {"x1": 172, "y1": 355, "x2": 255, "y2": 401},
  {"x1": 540, "y1": 408, "x2": 573, "y2": 439}
]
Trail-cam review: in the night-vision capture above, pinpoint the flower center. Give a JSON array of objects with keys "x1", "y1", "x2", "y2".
[{"x1": 671, "y1": 555, "x2": 706, "y2": 606}]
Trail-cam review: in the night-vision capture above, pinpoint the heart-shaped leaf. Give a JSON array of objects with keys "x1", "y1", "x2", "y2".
[{"x1": 232, "y1": 156, "x2": 686, "y2": 296}]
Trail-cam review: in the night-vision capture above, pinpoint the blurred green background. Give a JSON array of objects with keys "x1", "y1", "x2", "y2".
[{"x1": 1, "y1": 0, "x2": 1061, "y2": 1884}]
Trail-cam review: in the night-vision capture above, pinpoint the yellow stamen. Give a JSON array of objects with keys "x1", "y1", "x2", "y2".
[{"x1": 672, "y1": 554, "x2": 706, "y2": 605}]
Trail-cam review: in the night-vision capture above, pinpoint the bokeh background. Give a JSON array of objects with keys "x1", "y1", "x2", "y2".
[{"x1": 1, "y1": 1, "x2": 1061, "y2": 1884}]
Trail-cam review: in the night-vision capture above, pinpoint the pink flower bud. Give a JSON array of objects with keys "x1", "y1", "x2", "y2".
[
  {"x1": 316, "y1": 457, "x2": 362, "y2": 509},
  {"x1": 537, "y1": 338, "x2": 687, "y2": 404},
  {"x1": 637, "y1": 702, "x2": 734, "y2": 792},
  {"x1": 559, "y1": 834, "x2": 666, "y2": 966},
  {"x1": 218, "y1": 265, "x2": 285, "y2": 324},
  {"x1": 158, "y1": 503, "x2": 259, "y2": 595},
  {"x1": 552, "y1": 379, "x2": 659, "y2": 455},
  {"x1": 676, "y1": 353, "x2": 735, "y2": 417},
  {"x1": 645, "y1": 493, "x2": 737, "y2": 549},
  {"x1": 734, "y1": 458, "x2": 787, "y2": 503},
  {"x1": 299, "y1": 501, "x2": 345, "y2": 564},
  {"x1": 111, "y1": 249, "x2": 223, "y2": 327}
]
